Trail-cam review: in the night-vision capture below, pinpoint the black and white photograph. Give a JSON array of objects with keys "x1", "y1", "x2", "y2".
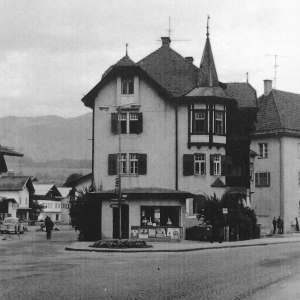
[{"x1": 1, "y1": 1, "x2": 300, "y2": 299}]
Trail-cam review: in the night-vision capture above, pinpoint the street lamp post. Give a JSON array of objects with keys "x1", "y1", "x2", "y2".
[{"x1": 99, "y1": 103, "x2": 140, "y2": 240}]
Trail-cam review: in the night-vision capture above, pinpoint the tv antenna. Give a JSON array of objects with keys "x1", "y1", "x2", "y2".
[
  {"x1": 266, "y1": 54, "x2": 288, "y2": 89},
  {"x1": 157, "y1": 17, "x2": 191, "y2": 43}
]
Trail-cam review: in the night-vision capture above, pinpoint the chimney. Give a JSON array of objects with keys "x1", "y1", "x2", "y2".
[
  {"x1": 161, "y1": 37, "x2": 171, "y2": 47},
  {"x1": 264, "y1": 80, "x2": 272, "y2": 96},
  {"x1": 185, "y1": 57, "x2": 194, "y2": 64}
]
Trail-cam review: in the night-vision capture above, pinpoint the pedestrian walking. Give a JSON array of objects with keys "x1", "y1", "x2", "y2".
[
  {"x1": 272, "y1": 217, "x2": 277, "y2": 234},
  {"x1": 45, "y1": 216, "x2": 54, "y2": 239}
]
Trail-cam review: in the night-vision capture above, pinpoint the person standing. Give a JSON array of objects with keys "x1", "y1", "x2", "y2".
[
  {"x1": 45, "y1": 216, "x2": 54, "y2": 239},
  {"x1": 277, "y1": 216, "x2": 283, "y2": 234},
  {"x1": 272, "y1": 217, "x2": 277, "y2": 234}
]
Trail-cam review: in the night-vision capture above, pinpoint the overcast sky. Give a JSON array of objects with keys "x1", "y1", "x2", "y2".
[{"x1": 1, "y1": 0, "x2": 300, "y2": 119}]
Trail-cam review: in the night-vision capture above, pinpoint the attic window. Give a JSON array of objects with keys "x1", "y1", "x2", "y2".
[{"x1": 121, "y1": 77, "x2": 134, "y2": 94}]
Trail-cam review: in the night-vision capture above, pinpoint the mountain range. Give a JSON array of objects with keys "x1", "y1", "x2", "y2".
[{"x1": 0, "y1": 112, "x2": 93, "y2": 162}]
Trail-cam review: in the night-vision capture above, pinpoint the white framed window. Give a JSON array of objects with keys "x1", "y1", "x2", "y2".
[
  {"x1": 193, "y1": 111, "x2": 206, "y2": 133},
  {"x1": 259, "y1": 143, "x2": 268, "y2": 158},
  {"x1": 130, "y1": 153, "x2": 138, "y2": 174},
  {"x1": 215, "y1": 111, "x2": 224, "y2": 134},
  {"x1": 255, "y1": 172, "x2": 270, "y2": 187},
  {"x1": 194, "y1": 154, "x2": 206, "y2": 175},
  {"x1": 121, "y1": 77, "x2": 134, "y2": 94},
  {"x1": 129, "y1": 113, "x2": 139, "y2": 134},
  {"x1": 214, "y1": 154, "x2": 221, "y2": 175},
  {"x1": 117, "y1": 153, "x2": 127, "y2": 174},
  {"x1": 119, "y1": 113, "x2": 127, "y2": 134}
]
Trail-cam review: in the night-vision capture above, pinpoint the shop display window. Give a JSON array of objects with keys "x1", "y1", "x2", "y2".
[{"x1": 140, "y1": 206, "x2": 180, "y2": 227}]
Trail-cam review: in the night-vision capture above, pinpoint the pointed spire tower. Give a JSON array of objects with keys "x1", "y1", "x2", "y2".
[{"x1": 197, "y1": 16, "x2": 219, "y2": 87}]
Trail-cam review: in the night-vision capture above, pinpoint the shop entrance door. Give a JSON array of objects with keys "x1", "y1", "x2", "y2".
[{"x1": 113, "y1": 204, "x2": 129, "y2": 239}]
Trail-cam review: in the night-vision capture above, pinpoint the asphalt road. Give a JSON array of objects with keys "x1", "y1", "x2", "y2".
[{"x1": 1, "y1": 227, "x2": 300, "y2": 300}]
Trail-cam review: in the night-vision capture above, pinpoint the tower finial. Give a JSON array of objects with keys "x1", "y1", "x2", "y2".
[
  {"x1": 206, "y1": 15, "x2": 210, "y2": 37},
  {"x1": 246, "y1": 72, "x2": 249, "y2": 83},
  {"x1": 126, "y1": 43, "x2": 128, "y2": 56}
]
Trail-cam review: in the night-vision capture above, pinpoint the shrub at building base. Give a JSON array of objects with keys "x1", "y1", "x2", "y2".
[
  {"x1": 90, "y1": 239, "x2": 152, "y2": 249},
  {"x1": 193, "y1": 192, "x2": 257, "y2": 242},
  {"x1": 69, "y1": 189, "x2": 102, "y2": 241}
]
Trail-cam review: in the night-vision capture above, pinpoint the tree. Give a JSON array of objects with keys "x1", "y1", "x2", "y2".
[
  {"x1": 64, "y1": 173, "x2": 83, "y2": 186},
  {"x1": 69, "y1": 188, "x2": 101, "y2": 241},
  {"x1": 29, "y1": 198, "x2": 44, "y2": 220},
  {"x1": 197, "y1": 191, "x2": 257, "y2": 241}
]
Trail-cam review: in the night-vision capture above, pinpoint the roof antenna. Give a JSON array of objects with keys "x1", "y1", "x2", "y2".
[
  {"x1": 206, "y1": 15, "x2": 210, "y2": 37},
  {"x1": 246, "y1": 72, "x2": 249, "y2": 83},
  {"x1": 266, "y1": 54, "x2": 289, "y2": 89},
  {"x1": 126, "y1": 43, "x2": 128, "y2": 57}
]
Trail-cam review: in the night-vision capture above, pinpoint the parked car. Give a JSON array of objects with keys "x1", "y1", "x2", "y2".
[{"x1": 0, "y1": 217, "x2": 24, "y2": 234}]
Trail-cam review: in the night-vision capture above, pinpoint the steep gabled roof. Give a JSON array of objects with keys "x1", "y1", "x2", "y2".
[
  {"x1": 0, "y1": 176, "x2": 34, "y2": 193},
  {"x1": 255, "y1": 89, "x2": 300, "y2": 134},
  {"x1": 138, "y1": 44, "x2": 198, "y2": 97},
  {"x1": 225, "y1": 83, "x2": 257, "y2": 108}
]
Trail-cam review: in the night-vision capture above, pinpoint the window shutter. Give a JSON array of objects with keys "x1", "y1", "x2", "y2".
[
  {"x1": 138, "y1": 154, "x2": 147, "y2": 175},
  {"x1": 267, "y1": 172, "x2": 270, "y2": 186},
  {"x1": 111, "y1": 113, "x2": 118, "y2": 134},
  {"x1": 210, "y1": 154, "x2": 214, "y2": 175},
  {"x1": 108, "y1": 154, "x2": 117, "y2": 175},
  {"x1": 183, "y1": 154, "x2": 194, "y2": 176},
  {"x1": 255, "y1": 173, "x2": 258, "y2": 186},
  {"x1": 137, "y1": 113, "x2": 143, "y2": 134},
  {"x1": 226, "y1": 156, "x2": 233, "y2": 176},
  {"x1": 221, "y1": 155, "x2": 226, "y2": 176}
]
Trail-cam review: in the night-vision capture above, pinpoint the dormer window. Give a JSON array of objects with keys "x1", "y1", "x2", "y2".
[{"x1": 121, "y1": 77, "x2": 134, "y2": 94}]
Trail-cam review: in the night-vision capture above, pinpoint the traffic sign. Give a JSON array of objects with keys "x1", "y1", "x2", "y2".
[{"x1": 222, "y1": 208, "x2": 228, "y2": 214}]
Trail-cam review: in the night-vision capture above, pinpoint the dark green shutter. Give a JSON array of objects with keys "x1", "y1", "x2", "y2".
[
  {"x1": 108, "y1": 154, "x2": 117, "y2": 175},
  {"x1": 138, "y1": 154, "x2": 147, "y2": 175},
  {"x1": 226, "y1": 156, "x2": 233, "y2": 176},
  {"x1": 183, "y1": 154, "x2": 194, "y2": 176},
  {"x1": 111, "y1": 113, "x2": 118, "y2": 134},
  {"x1": 210, "y1": 154, "x2": 214, "y2": 175},
  {"x1": 267, "y1": 172, "x2": 270, "y2": 186},
  {"x1": 221, "y1": 155, "x2": 226, "y2": 176},
  {"x1": 137, "y1": 113, "x2": 143, "y2": 134}
]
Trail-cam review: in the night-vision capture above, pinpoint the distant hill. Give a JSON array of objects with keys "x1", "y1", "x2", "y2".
[{"x1": 0, "y1": 113, "x2": 93, "y2": 162}]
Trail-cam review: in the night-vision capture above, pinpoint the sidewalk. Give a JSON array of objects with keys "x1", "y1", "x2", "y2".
[{"x1": 65, "y1": 233, "x2": 300, "y2": 253}]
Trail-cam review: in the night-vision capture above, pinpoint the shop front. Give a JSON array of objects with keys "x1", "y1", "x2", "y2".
[{"x1": 96, "y1": 187, "x2": 194, "y2": 241}]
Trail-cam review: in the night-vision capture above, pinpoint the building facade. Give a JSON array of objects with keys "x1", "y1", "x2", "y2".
[
  {"x1": 251, "y1": 80, "x2": 300, "y2": 233},
  {"x1": 82, "y1": 26, "x2": 257, "y2": 239}
]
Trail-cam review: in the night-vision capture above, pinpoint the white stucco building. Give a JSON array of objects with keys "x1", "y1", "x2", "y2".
[
  {"x1": 251, "y1": 80, "x2": 300, "y2": 233},
  {"x1": 33, "y1": 184, "x2": 62, "y2": 222},
  {"x1": 81, "y1": 26, "x2": 257, "y2": 240}
]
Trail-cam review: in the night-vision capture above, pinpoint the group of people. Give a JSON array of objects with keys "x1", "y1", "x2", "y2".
[{"x1": 272, "y1": 216, "x2": 284, "y2": 234}]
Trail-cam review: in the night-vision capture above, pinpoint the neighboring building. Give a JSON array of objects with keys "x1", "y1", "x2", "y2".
[
  {"x1": 251, "y1": 80, "x2": 300, "y2": 233},
  {"x1": 57, "y1": 187, "x2": 72, "y2": 223},
  {"x1": 0, "y1": 176, "x2": 35, "y2": 220},
  {"x1": 33, "y1": 184, "x2": 62, "y2": 221},
  {"x1": 81, "y1": 24, "x2": 257, "y2": 239},
  {"x1": 0, "y1": 145, "x2": 33, "y2": 221}
]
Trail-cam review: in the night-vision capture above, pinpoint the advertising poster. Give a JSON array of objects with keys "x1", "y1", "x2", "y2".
[
  {"x1": 155, "y1": 228, "x2": 165, "y2": 238},
  {"x1": 139, "y1": 228, "x2": 149, "y2": 239}
]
